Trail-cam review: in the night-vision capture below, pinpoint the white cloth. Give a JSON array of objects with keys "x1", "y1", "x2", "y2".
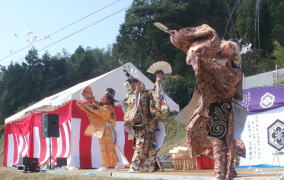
[{"x1": 155, "y1": 122, "x2": 166, "y2": 150}]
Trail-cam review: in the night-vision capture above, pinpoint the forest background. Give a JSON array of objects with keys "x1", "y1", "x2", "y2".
[{"x1": 0, "y1": 0, "x2": 283, "y2": 130}]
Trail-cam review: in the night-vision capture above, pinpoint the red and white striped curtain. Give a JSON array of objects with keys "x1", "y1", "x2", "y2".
[{"x1": 3, "y1": 101, "x2": 134, "y2": 168}]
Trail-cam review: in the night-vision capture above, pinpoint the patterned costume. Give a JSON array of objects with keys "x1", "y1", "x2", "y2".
[
  {"x1": 77, "y1": 87, "x2": 118, "y2": 168},
  {"x1": 152, "y1": 80, "x2": 170, "y2": 171},
  {"x1": 170, "y1": 24, "x2": 243, "y2": 180},
  {"x1": 152, "y1": 81, "x2": 170, "y2": 120},
  {"x1": 124, "y1": 88, "x2": 158, "y2": 172}
]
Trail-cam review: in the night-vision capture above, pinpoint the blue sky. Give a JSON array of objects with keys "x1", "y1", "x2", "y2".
[{"x1": 0, "y1": 0, "x2": 132, "y2": 66}]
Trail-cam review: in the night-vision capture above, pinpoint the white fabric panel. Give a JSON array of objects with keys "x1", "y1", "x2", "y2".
[
  {"x1": 22, "y1": 134, "x2": 29, "y2": 157},
  {"x1": 67, "y1": 120, "x2": 71, "y2": 165},
  {"x1": 7, "y1": 134, "x2": 14, "y2": 167},
  {"x1": 18, "y1": 136, "x2": 24, "y2": 158},
  {"x1": 115, "y1": 121, "x2": 126, "y2": 168},
  {"x1": 240, "y1": 106, "x2": 284, "y2": 165},
  {"x1": 56, "y1": 130, "x2": 62, "y2": 158},
  {"x1": 63, "y1": 122, "x2": 70, "y2": 157},
  {"x1": 42, "y1": 138, "x2": 50, "y2": 165},
  {"x1": 91, "y1": 135, "x2": 102, "y2": 168},
  {"x1": 155, "y1": 122, "x2": 166, "y2": 150},
  {"x1": 33, "y1": 127, "x2": 40, "y2": 158},
  {"x1": 69, "y1": 118, "x2": 81, "y2": 167},
  {"x1": 14, "y1": 135, "x2": 19, "y2": 164}
]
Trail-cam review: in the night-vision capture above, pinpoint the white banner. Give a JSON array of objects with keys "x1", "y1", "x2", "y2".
[{"x1": 240, "y1": 106, "x2": 284, "y2": 165}]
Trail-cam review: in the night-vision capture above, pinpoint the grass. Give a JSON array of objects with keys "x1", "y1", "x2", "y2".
[
  {"x1": 159, "y1": 118, "x2": 187, "y2": 154},
  {"x1": 0, "y1": 168, "x2": 143, "y2": 180},
  {"x1": 0, "y1": 137, "x2": 3, "y2": 167}
]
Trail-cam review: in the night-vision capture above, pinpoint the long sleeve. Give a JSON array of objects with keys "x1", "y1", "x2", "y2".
[
  {"x1": 77, "y1": 103, "x2": 115, "y2": 138},
  {"x1": 153, "y1": 82, "x2": 162, "y2": 100}
]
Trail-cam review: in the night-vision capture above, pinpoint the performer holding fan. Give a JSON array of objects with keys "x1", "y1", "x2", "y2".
[
  {"x1": 147, "y1": 61, "x2": 172, "y2": 171},
  {"x1": 122, "y1": 68, "x2": 169, "y2": 173},
  {"x1": 154, "y1": 22, "x2": 243, "y2": 180}
]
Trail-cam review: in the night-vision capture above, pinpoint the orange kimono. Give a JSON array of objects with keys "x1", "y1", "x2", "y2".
[{"x1": 78, "y1": 102, "x2": 118, "y2": 168}]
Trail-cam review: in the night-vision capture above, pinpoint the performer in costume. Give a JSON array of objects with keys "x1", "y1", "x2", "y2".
[
  {"x1": 77, "y1": 86, "x2": 119, "y2": 171},
  {"x1": 123, "y1": 76, "x2": 159, "y2": 173},
  {"x1": 169, "y1": 24, "x2": 243, "y2": 180},
  {"x1": 147, "y1": 61, "x2": 172, "y2": 171}
]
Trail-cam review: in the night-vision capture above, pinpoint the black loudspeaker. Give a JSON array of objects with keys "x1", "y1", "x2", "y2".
[
  {"x1": 42, "y1": 114, "x2": 59, "y2": 138},
  {"x1": 56, "y1": 158, "x2": 67, "y2": 167},
  {"x1": 18, "y1": 157, "x2": 40, "y2": 172},
  {"x1": 19, "y1": 157, "x2": 38, "y2": 166}
]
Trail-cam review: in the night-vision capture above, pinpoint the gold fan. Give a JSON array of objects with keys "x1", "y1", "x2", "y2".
[
  {"x1": 153, "y1": 22, "x2": 171, "y2": 34},
  {"x1": 147, "y1": 61, "x2": 172, "y2": 74}
]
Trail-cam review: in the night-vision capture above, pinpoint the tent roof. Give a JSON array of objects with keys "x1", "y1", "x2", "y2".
[{"x1": 5, "y1": 62, "x2": 180, "y2": 124}]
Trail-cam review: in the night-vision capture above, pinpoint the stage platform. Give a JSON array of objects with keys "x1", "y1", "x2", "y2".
[{"x1": 52, "y1": 168, "x2": 284, "y2": 180}]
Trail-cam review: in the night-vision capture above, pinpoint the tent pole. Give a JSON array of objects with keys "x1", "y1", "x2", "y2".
[
  {"x1": 49, "y1": 137, "x2": 52, "y2": 170},
  {"x1": 276, "y1": 64, "x2": 278, "y2": 85},
  {"x1": 177, "y1": 121, "x2": 180, "y2": 146}
]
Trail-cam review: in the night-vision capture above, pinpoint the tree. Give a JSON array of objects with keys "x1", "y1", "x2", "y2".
[
  {"x1": 1, "y1": 0, "x2": 284, "y2": 124},
  {"x1": 162, "y1": 75, "x2": 195, "y2": 109},
  {"x1": 272, "y1": 41, "x2": 284, "y2": 68}
]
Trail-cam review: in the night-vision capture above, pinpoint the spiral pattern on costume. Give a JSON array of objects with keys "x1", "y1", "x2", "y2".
[
  {"x1": 209, "y1": 119, "x2": 227, "y2": 139},
  {"x1": 222, "y1": 103, "x2": 231, "y2": 114}
]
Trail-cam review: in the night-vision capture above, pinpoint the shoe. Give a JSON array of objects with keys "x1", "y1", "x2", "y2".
[
  {"x1": 96, "y1": 167, "x2": 107, "y2": 171},
  {"x1": 114, "y1": 165, "x2": 119, "y2": 170}
]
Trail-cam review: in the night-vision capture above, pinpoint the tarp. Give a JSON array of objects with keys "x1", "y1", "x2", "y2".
[
  {"x1": 174, "y1": 91, "x2": 201, "y2": 125},
  {"x1": 240, "y1": 85, "x2": 284, "y2": 166},
  {"x1": 240, "y1": 85, "x2": 284, "y2": 114},
  {"x1": 3, "y1": 62, "x2": 180, "y2": 168}
]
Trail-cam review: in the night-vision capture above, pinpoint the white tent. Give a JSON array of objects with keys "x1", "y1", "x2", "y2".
[
  {"x1": 5, "y1": 62, "x2": 179, "y2": 124},
  {"x1": 3, "y1": 62, "x2": 179, "y2": 168}
]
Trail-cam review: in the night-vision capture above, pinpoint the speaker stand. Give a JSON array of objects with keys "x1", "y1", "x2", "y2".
[{"x1": 49, "y1": 137, "x2": 52, "y2": 170}]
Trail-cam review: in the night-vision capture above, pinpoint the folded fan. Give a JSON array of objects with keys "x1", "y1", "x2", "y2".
[
  {"x1": 147, "y1": 61, "x2": 172, "y2": 74},
  {"x1": 153, "y1": 22, "x2": 172, "y2": 34}
]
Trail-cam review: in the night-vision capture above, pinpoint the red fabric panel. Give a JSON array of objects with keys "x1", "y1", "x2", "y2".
[
  {"x1": 51, "y1": 137, "x2": 58, "y2": 164},
  {"x1": 72, "y1": 101, "x2": 92, "y2": 168},
  {"x1": 58, "y1": 123, "x2": 66, "y2": 158},
  {"x1": 114, "y1": 106, "x2": 124, "y2": 121},
  {"x1": 124, "y1": 132, "x2": 134, "y2": 163},
  {"x1": 65, "y1": 121, "x2": 71, "y2": 158},
  {"x1": 3, "y1": 128, "x2": 8, "y2": 167},
  {"x1": 196, "y1": 155, "x2": 215, "y2": 169}
]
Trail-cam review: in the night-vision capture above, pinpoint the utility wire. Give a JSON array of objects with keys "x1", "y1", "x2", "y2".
[
  {"x1": 48, "y1": 0, "x2": 122, "y2": 38},
  {"x1": 223, "y1": 0, "x2": 240, "y2": 38},
  {"x1": 255, "y1": 0, "x2": 261, "y2": 49},
  {"x1": 0, "y1": 0, "x2": 122, "y2": 62},
  {"x1": 15, "y1": 7, "x2": 128, "y2": 62},
  {"x1": 223, "y1": 0, "x2": 239, "y2": 39}
]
